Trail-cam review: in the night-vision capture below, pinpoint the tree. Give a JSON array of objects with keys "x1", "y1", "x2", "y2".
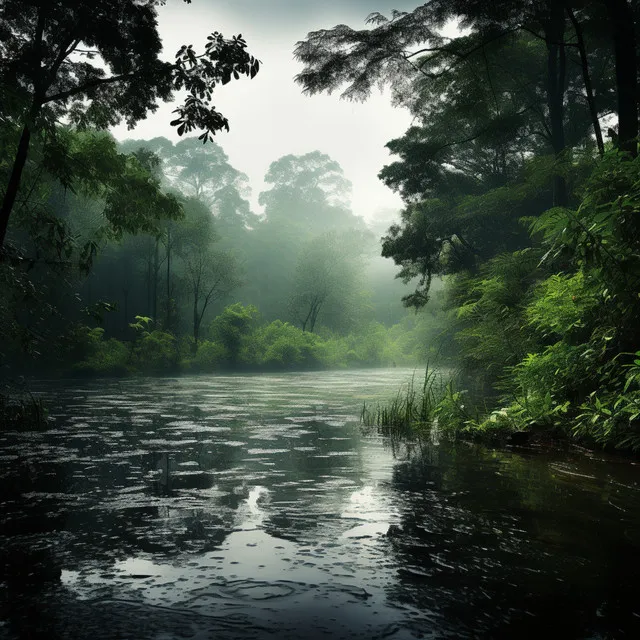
[
  {"x1": 289, "y1": 232, "x2": 367, "y2": 333},
  {"x1": 212, "y1": 184, "x2": 259, "y2": 249},
  {"x1": 161, "y1": 137, "x2": 249, "y2": 206},
  {"x1": 293, "y1": 1, "x2": 626, "y2": 203},
  {"x1": 120, "y1": 135, "x2": 257, "y2": 253},
  {"x1": 295, "y1": 1, "x2": 625, "y2": 306},
  {"x1": 241, "y1": 152, "x2": 363, "y2": 321},
  {"x1": 259, "y1": 151, "x2": 356, "y2": 233},
  {"x1": 0, "y1": 127, "x2": 184, "y2": 359},
  {"x1": 0, "y1": 0, "x2": 260, "y2": 249},
  {"x1": 210, "y1": 302, "x2": 258, "y2": 366},
  {"x1": 175, "y1": 198, "x2": 242, "y2": 351}
]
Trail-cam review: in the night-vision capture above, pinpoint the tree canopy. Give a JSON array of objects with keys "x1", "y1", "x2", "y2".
[{"x1": 0, "y1": 0, "x2": 260, "y2": 248}]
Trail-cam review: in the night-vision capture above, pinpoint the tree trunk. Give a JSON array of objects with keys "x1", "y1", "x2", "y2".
[
  {"x1": 193, "y1": 295, "x2": 200, "y2": 354},
  {"x1": 152, "y1": 238, "x2": 159, "y2": 321},
  {"x1": 0, "y1": 5, "x2": 47, "y2": 251},
  {"x1": 123, "y1": 288, "x2": 129, "y2": 336},
  {"x1": 146, "y1": 240, "x2": 152, "y2": 317},
  {"x1": 302, "y1": 303, "x2": 314, "y2": 332},
  {"x1": 606, "y1": 0, "x2": 638, "y2": 157},
  {"x1": 567, "y1": 7, "x2": 605, "y2": 156},
  {"x1": 165, "y1": 224, "x2": 172, "y2": 331},
  {"x1": 309, "y1": 300, "x2": 321, "y2": 333},
  {"x1": 544, "y1": 2, "x2": 568, "y2": 207},
  {"x1": 0, "y1": 124, "x2": 33, "y2": 250}
]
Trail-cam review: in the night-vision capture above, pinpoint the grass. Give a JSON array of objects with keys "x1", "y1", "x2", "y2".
[
  {"x1": 361, "y1": 366, "x2": 449, "y2": 437},
  {"x1": 0, "y1": 390, "x2": 48, "y2": 430}
]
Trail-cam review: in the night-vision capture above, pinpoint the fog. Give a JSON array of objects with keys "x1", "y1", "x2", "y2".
[{"x1": 2, "y1": 1, "x2": 640, "y2": 638}]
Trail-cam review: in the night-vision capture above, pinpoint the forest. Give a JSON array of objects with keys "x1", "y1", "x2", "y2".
[
  {"x1": 296, "y1": 0, "x2": 640, "y2": 452},
  {"x1": 2, "y1": 2, "x2": 640, "y2": 639},
  {"x1": 0, "y1": 0, "x2": 444, "y2": 386},
  {"x1": 1, "y1": 0, "x2": 640, "y2": 454}
]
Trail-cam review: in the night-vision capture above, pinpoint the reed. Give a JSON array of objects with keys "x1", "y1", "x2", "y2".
[
  {"x1": 361, "y1": 366, "x2": 446, "y2": 437},
  {"x1": 0, "y1": 391, "x2": 48, "y2": 430}
]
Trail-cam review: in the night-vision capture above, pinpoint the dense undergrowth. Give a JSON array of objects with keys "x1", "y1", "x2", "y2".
[
  {"x1": 368, "y1": 153, "x2": 640, "y2": 452},
  {"x1": 50, "y1": 303, "x2": 439, "y2": 377}
]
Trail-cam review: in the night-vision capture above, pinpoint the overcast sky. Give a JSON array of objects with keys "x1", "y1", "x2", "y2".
[{"x1": 111, "y1": 0, "x2": 423, "y2": 223}]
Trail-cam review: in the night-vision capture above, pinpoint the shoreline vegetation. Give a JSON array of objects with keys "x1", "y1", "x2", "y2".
[
  {"x1": 29, "y1": 306, "x2": 438, "y2": 378},
  {"x1": 362, "y1": 363, "x2": 640, "y2": 454},
  {"x1": 3, "y1": 3, "x2": 640, "y2": 458}
]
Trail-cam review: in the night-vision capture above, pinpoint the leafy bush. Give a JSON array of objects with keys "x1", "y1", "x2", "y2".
[
  {"x1": 210, "y1": 303, "x2": 259, "y2": 366},
  {"x1": 133, "y1": 330, "x2": 179, "y2": 373},
  {"x1": 188, "y1": 340, "x2": 227, "y2": 372},
  {"x1": 69, "y1": 326, "x2": 130, "y2": 376},
  {"x1": 573, "y1": 353, "x2": 640, "y2": 451}
]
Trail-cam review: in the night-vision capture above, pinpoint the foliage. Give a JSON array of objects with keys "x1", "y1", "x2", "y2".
[
  {"x1": 573, "y1": 354, "x2": 640, "y2": 451},
  {"x1": 133, "y1": 330, "x2": 179, "y2": 374},
  {"x1": 0, "y1": 0, "x2": 259, "y2": 140},
  {"x1": 188, "y1": 340, "x2": 227, "y2": 372},
  {"x1": 210, "y1": 303, "x2": 259, "y2": 366},
  {"x1": 369, "y1": 150, "x2": 640, "y2": 451},
  {"x1": 289, "y1": 231, "x2": 368, "y2": 333},
  {"x1": 260, "y1": 151, "x2": 352, "y2": 222},
  {"x1": 175, "y1": 197, "x2": 242, "y2": 349},
  {"x1": 128, "y1": 315, "x2": 179, "y2": 373},
  {"x1": 0, "y1": 0, "x2": 261, "y2": 252},
  {"x1": 471, "y1": 153, "x2": 640, "y2": 448},
  {"x1": 452, "y1": 249, "x2": 541, "y2": 379},
  {"x1": 361, "y1": 368, "x2": 470, "y2": 440},
  {"x1": 68, "y1": 326, "x2": 130, "y2": 376},
  {"x1": 245, "y1": 320, "x2": 323, "y2": 369}
]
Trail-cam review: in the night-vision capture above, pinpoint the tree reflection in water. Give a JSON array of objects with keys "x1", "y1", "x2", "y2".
[{"x1": 384, "y1": 441, "x2": 640, "y2": 638}]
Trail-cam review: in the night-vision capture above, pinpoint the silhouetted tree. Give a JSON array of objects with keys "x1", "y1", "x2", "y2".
[{"x1": 0, "y1": 0, "x2": 260, "y2": 248}]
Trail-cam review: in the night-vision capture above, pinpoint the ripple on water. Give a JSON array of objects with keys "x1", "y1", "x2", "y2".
[{"x1": 5, "y1": 369, "x2": 640, "y2": 639}]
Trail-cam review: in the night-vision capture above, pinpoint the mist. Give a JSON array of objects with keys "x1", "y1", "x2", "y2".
[{"x1": 2, "y1": 1, "x2": 640, "y2": 638}]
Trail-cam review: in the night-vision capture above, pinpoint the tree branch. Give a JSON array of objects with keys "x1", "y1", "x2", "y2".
[{"x1": 41, "y1": 72, "x2": 137, "y2": 105}]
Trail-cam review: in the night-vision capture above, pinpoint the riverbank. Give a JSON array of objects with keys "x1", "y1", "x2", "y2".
[{"x1": 360, "y1": 368, "x2": 640, "y2": 455}]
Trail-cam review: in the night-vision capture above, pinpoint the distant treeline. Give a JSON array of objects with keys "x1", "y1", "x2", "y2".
[
  {"x1": 0, "y1": 128, "x2": 446, "y2": 378},
  {"x1": 57, "y1": 304, "x2": 443, "y2": 377}
]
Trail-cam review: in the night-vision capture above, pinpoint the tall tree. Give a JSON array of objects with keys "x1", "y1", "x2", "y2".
[
  {"x1": 294, "y1": 1, "x2": 624, "y2": 305},
  {"x1": 161, "y1": 137, "x2": 249, "y2": 206},
  {"x1": 0, "y1": 0, "x2": 260, "y2": 249},
  {"x1": 175, "y1": 198, "x2": 242, "y2": 351},
  {"x1": 294, "y1": 0, "x2": 622, "y2": 204},
  {"x1": 259, "y1": 151, "x2": 356, "y2": 233},
  {"x1": 289, "y1": 231, "x2": 368, "y2": 333}
]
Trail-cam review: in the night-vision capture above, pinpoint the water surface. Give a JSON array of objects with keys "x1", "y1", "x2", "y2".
[{"x1": 1, "y1": 369, "x2": 639, "y2": 638}]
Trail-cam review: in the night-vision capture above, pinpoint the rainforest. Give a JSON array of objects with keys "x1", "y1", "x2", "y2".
[{"x1": 1, "y1": 1, "x2": 640, "y2": 638}]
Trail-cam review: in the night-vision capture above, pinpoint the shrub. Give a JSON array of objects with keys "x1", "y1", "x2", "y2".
[
  {"x1": 189, "y1": 340, "x2": 226, "y2": 372},
  {"x1": 245, "y1": 320, "x2": 322, "y2": 369},
  {"x1": 69, "y1": 326, "x2": 130, "y2": 376},
  {"x1": 210, "y1": 303, "x2": 259, "y2": 366},
  {"x1": 133, "y1": 330, "x2": 179, "y2": 373}
]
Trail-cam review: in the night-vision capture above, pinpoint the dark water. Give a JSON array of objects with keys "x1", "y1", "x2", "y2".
[{"x1": 1, "y1": 369, "x2": 639, "y2": 639}]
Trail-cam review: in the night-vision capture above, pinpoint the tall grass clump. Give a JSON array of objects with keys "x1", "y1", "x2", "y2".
[
  {"x1": 0, "y1": 390, "x2": 48, "y2": 430},
  {"x1": 361, "y1": 367, "x2": 450, "y2": 437}
]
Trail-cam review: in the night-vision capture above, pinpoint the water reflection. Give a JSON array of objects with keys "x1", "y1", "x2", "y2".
[
  {"x1": 0, "y1": 369, "x2": 638, "y2": 638},
  {"x1": 386, "y1": 442, "x2": 640, "y2": 638}
]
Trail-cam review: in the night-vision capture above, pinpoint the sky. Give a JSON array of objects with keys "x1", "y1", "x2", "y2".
[{"x1": 111, "y1": 0, "x2": 423, "y2": 223}]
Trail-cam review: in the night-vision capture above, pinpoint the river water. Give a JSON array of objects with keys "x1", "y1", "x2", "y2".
[{"x1": 1, "y1": 368, "x2": 639, "y2": 639}]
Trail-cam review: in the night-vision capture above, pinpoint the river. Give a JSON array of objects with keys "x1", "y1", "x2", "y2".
[{"x1": 1, "y1": 368, "x2": 639, "y2": 639}]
